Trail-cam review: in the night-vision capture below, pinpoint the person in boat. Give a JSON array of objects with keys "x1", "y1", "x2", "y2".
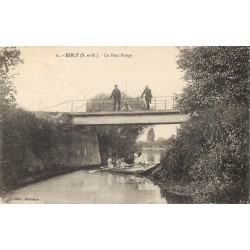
[
  {"x1": 141, "y1": 85, "x2": 152, "y2": 110},
  {"x1": 134, "y1": 151, "x2": 142, "y2": 165},
  {"x1": 120, "y1": 158, "x2": 127, "y2": 167},
  {"x1": 115, "y1": 154, "x2": 122, "y2": 168},
  {"x1": 107, "y1": 153, "x2": 114, "y2": 168},
  {"x1": 121, "y1": 103, "x2": 133, "y2": 112}
]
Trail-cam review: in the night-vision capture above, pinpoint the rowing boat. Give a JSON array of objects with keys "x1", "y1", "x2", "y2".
[{"x1": 89, "y1": 164, "x2": 157, "y2": 174}]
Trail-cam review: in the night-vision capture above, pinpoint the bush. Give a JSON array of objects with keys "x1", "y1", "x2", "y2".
[
  {"x1": 152, "y1": 46, "x2": 249, "y2": 203},
  {"x1": 1, "y1": 107, "x2": 93, "y2": 192},
  {"x1": 155, "y1": 101, "x2": 248, "y2": 203}
]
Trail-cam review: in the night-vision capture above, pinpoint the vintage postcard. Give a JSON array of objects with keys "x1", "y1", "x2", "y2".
[{"x1": 0, "y1": 46, "x2": 248, "y2": 204}]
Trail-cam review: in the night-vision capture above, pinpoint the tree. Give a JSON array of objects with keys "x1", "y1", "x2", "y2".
[
  {"x1": 176, "y1": 46, "x2": 249, "y2": 114},
  {"x1": 86, "y1": 93, "x2": 148, "y2": 164},
  {"x1": 95, "y1": 124, "x2": 146, "y2": 165},
  {"x1": 0, "y1": 47, "x2": 23, "y2": 113},
  {"x1": 155, "y1": 47, "x2": 249, "y2": 203},
  {"x1": 147, "y1": 127, "x2": 155, "y2": 142},
  {"x1": 0, "y1": 47, "x2": 22, "y2": 193}
]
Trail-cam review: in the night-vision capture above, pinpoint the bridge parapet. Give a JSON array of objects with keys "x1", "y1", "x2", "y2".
[{"x1": 41, "y1": 96, "x2": 178, "y2": 113}]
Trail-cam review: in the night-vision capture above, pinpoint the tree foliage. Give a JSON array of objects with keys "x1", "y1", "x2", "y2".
[
  {"x1": 154, "y1": 47, "x2": 249, "y2": 203},
  {"x1": 95, "y1": 124, "x2": 146, "y2": 165},
  {"x1": 176, "y1": 46, "x2": 249, "y2": 114},
  {"x1": 87, "y1": 93, "x2": 147, "y2": 164},
  {"x1": 147, "y1": 127, "x2": 155, "y2": 142},
  {"x1": 1, "y1": 107, "x2": 96, "y2": 194},
  {"x1": 0, "y1": 47, "x2": 23, "y2": 113}
]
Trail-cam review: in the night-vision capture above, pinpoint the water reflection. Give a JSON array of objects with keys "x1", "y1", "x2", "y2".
[
  {"x1": 138, "y1": 148, "x2": 165, "y2": 164},
  {"x1": 6, "y1": 170, "x2": 167, "y2": 204},
  {"x1": 5, "y1": 149, "x2": 193, "y2": 204}
]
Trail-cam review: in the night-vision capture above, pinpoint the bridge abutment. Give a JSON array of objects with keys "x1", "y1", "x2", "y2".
[{"x1": 53, "y1": 129, "x2": 101, "y2": 167}]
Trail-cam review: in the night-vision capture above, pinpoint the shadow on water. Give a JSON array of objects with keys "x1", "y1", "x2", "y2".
[
  {"x1": 5, "y1": 170, "x2": 167, "y2": 204},
  {"x1": 4, "y1": 149, "x2": 194, "y2": 204},
  {"x1": 138, "y1": 148, "x2": 194, "y2": 203},
  {"x1": 160, "y1": 189, "x2": 193, "y2": 204}
]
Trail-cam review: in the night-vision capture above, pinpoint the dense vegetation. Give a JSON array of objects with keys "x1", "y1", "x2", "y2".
[
  {"x1": 1, "y1": 47, "x2": 22, "y2": 194},
  {"x1": 153, "y1": 47, "x2": 249, "y2": 203},
  {"x1": 1, "y1": 107, "x2": 94, "y2": 195},
  {"x1": 0, "y1": 47, "x2": 23, "y2": 116},
  {"x1": 0, "y1": 48, "x2": 88, "y2": 196},
  {"x1": 95, "y1": 125, "x2": 146, "y2": 164}
]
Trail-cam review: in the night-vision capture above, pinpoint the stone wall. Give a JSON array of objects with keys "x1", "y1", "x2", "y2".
[{"x1": 52, "y1": 129, "x2": 101, "y2": 167}]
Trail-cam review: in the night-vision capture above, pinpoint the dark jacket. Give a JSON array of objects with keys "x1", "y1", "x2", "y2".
[
  {"x1": 109, "y1": 89, "x2": 121, "y2": 99},
  {"x1": 141, "y1": 88, "x2": 152, "y2": 98}
]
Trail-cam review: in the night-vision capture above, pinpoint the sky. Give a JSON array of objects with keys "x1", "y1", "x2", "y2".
[{"x1": 13, "y1": 46, "x2": 187, "y2": 139}]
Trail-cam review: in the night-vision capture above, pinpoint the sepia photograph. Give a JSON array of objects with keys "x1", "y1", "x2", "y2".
[{"x1": 0, "y1": 46, "x2": 249, "y2": 204}]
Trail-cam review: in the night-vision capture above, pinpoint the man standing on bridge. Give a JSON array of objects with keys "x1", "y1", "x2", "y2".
[
  {"x1": 109, "y1": 84, "x2": 121, "y2": 111},
  {"x1": 141, "y1": 85, "x2": 152, "y2": 110}
]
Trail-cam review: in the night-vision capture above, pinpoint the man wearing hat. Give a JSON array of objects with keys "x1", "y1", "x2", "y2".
[
  {"x1": 141, "y1": 85, "x2": 152, "y2": 110},
  {"x1": 109, "y1": 84, "x2": 121, "y2": 111}
]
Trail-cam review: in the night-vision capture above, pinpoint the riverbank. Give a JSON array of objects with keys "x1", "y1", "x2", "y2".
[
  {"x1": 148, "y1": 174, "x2": 248, "y2": 204},
  {"x1": 153, "y1": 181, "x2": 194, "y2": 203},
  {"x1": 137, "y1": 163, "x2": 193, "y2": 203}
]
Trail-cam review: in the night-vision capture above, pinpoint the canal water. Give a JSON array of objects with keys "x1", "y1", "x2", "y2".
[
  {"x1": 5, "y1": 148, "x2": 175, "y2": 204},
  {"x1": 138, "y1": 148, "x2": 165, "y2": 164},
  {"x1": 5, "y1": 170, "x2": 167, "y2": 204}
]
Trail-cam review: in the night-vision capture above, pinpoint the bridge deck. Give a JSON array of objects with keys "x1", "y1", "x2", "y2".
[{"x1": 72, "y1": 110, "x2": 189, "y2": 125}]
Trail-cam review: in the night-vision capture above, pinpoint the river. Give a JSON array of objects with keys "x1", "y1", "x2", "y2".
[
  {"x1": 5, "y1": 170, "x2": 167, "y2": 204},
  {"x1": 138, "y1": 148, "x2": 165, "y2": 164},
  {"x1": 4, "y1": 148, "x2": 177, "y2": 204}
]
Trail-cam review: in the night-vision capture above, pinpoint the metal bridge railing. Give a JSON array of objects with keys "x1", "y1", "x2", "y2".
[{"x1": 40, "y1": 96, "x2": 178, "y2": 113}]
